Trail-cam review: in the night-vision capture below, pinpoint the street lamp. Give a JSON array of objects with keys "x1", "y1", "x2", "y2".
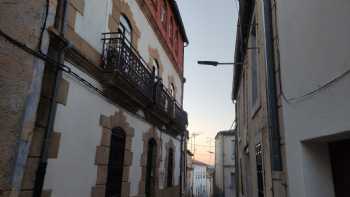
[{"x1": 197, "y1": 61, "x2": 243, "y2": 67}]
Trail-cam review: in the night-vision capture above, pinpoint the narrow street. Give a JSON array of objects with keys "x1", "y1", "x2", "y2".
[{"x1": 1, "y1": 0, "x2": 350, "y2": 197}]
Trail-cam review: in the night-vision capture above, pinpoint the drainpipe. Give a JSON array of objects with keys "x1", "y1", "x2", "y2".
[
  {"x1": 179, "y1": 133, "x2": 185, "y2": 197},
  {"x1": 262, "y1": 0, "x2": 283, "y2": 171},
  {"x1": 33, "y1": 0, "x2": 68, "y2": 196}
]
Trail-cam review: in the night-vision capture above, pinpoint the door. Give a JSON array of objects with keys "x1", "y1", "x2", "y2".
[
  {"x1": 146, "y1": 139, "x2": 157, "y2": 197},
  {"x1": 106, "y1": 128, "x2": 126, "y2": 197},
  {"x1": 330, "y1": 139, "x2": 350, "y2": 197}
]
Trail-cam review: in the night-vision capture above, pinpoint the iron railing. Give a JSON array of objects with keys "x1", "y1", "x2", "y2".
[
  {"x1": 102, "y1": 32, "x2": 154, "y2": 99},
  {"x1": 102, "y1": 32, "x2": 187, "y2": 131},
  {"x1": 174, "y1": 102, "x2": 188, "y2": 130}
]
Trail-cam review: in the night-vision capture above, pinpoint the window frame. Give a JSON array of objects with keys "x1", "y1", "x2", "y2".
[
  {"x1": 249, "y1": 16, "x2": 261, "y2": 118},
  {"x1": 160, "y1": 0, "x2": 167, "y2": 26},
  {"x1": 152, "y1": 58, "x2": 160, "y2": 80},
  {"x1": 166, "y1": 148, "x2": 174, "y2": 187},
  {"x1": 118, "y1": 14, "x2": 133, "y2": 44}
]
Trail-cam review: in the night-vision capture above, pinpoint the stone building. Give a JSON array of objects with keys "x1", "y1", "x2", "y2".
[
  {"x1": 233, "y1": 0, "x2": 350, "y2": 197},
  {"x1": 214, "y1": 130, "x2": 236, "y2": 197},
  {"x1": 0, "y1": 0, "x2": 188, "y2": 197}
]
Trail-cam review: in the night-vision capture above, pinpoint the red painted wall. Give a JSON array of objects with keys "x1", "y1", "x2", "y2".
[{"x1": 144, "y1": 0, "x2": 185, "y2": 75}]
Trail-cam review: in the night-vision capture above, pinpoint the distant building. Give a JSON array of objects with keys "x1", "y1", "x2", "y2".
[
  {"x1": 206, "y1": 166, "x2": 215, "y2": 197},
  {"x1": 186, "y1": 150, "x2": 194, "y2": 197},
  {"x1": 215, "y1": 130, "x2": 236, "y2": 197},
  {"x1": 192, "y1": 160, "x2": 211, "y2": 197}
]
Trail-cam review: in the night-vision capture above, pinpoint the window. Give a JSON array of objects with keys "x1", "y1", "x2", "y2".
[
  {"x1": 168, "y1": 17, "x2": 173, "y2": 39},
  {"x1": 256, "y1": 143, "x2": 264, "y2": 197},
  {"x1": 240, "y1": 159, "x2": 245, "y2": 195},
  {"x1": 106, "y1": 128, "x2": 126, "y2": 197},
  {"x1": 160, "y1": 0, "x2": 167, "y2": 25},
  {"x1": 174, "y1": 31, "x2": 178, "y2": 54},
  {"x1": 152, "y1": 58, "x2": 160, "y2": 80},
  {"x1": 118, "y1": 15, "x2": 132, "y2": 44},
  {"x1": 250, "y1": 19, "x2": 260, "y2": 115},
  {"x1": 230, "y1": 172, "x2": 235, "y2": 189},
  {"x1": 170, "y1": 83, "x2": 176, "y2": 98},
  {"x1": 166, "y1": 148, "x2": 174, "y2": 187}
]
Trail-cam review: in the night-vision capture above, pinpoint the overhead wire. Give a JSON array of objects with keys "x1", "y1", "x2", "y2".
[
  {"x1": 38, "y1": 0, "x2": 50, "y2": 52},
  {"x1": 281, "y1": 67, "x2": 350, "y2": 104}
]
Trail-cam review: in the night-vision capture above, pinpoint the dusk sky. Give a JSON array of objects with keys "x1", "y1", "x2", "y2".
[{"x1": 177, "y1": 0, "x2": 239, "y2": 165}]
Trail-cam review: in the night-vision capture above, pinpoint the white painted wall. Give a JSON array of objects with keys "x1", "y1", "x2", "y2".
[
  {"x1": 74, "y1": 0, "x2": 183, "y2": 104},
  {"x1": 276, "y1": 0, "x2": 350, "y2": 196},
  {"x1": 193, "y1": 164, "x2": 208, "y2": 197},
  {"x1": 43, "y1": 62, "x2": 182, "y2": 197},
  {"x1": 215, "y1": 133, "x2": 236, "y2": 197}
]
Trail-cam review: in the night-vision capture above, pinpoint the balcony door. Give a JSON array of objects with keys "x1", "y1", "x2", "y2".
[
  {"x1": 118, "y1": 15, "x2": 132, "y2": 45},
  {"x1": 106, "y1": 128, "x2": 126, "y2": 197},
  {"x1": 145, "y1": 139, "x2": 157, "y2": 197}
]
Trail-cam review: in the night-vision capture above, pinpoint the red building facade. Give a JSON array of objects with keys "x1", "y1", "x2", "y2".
[{"x1": 140, "y1": 0, "x2": 188, "y2": 75}]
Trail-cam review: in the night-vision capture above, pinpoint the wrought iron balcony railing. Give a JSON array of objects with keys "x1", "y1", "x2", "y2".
[
  {"x1": 102, "y1": 32, "x2": 154, "y2": 100},
  {"x1": 101, "y1": 32, "x2": 187, "y2": 132}
]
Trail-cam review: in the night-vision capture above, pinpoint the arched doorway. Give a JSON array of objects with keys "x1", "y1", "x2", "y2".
[
  {"x1": 106, "y1": 128, "x2": 126, "y2": 197},
  {"x1": 166, "y1": 148, "x2": 174, "y2": 187},
  {"x1": 145, "y1": 138, "x2": 157, "y2": 197}
]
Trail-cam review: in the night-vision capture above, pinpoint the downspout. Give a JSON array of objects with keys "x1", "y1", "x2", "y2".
[
  {"x1": 33, "y1": 0, "x2": 68, "y2": 196},
  {"x1": 179, "y1": 133, "x2": 185, "y2": 197},
  {"x1": 262, "y1": 0, "x2": 283, "y2": 171},
  {"x1": 234, "y1": 119, "x2": 239, "y2": 197}
]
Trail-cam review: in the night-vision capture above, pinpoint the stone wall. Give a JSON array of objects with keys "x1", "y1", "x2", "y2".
[{"x1": 0, "y1": 0, "x2": 54, "y2": 196}]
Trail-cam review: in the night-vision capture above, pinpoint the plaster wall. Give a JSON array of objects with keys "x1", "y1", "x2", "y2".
[
  {"x1": 223, "y1": 136, "x2": 235, "y2": 166},
  {"x1": 0, "y1": 0, "x2": 55, "y2": 194},
  {"x1": 74, "y1": 0, "x2": 183, "y2": 103},
  {"x1": 192, "y1": 164, "x2": 208, "y2": 197},
  {"x1": 223, "y1": 168, "x2": 236, "y2": 197},
  {"x1": 215, "y1": 134, "x2": 235, "y2": 196},
  {"x1": 276, "y1": 0, "x2": 350, "y2": 196},
  {"x1": 43, "y1": 61, "x2": 181, "y2": 197},
  {"x1": 215, "y1": 136, "x2": 223, "y2": 192}
]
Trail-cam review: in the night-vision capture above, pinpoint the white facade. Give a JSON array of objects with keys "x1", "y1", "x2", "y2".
[
  {"x1": 38, "y1": 0, "x2": 187, "y2": 196},
  {"x1": 43, "y1": 62, "x2": 182, "y2": 196},
  {"x1": 74, "y1": 0, "x2": 183, "y2": 102},
  {"x1": 215, "y1": 131, "x2": 236, "y2": 197},
  {"x1": 192, "y1": 162, "x2": 209, "y2": 197},
  {"x1": 275, "y1": 1, "x2": 350, "y2": 197}
]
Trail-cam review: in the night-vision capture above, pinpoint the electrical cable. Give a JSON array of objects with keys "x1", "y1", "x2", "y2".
[
  {"x1": 0, "y1": 28, "x2": 107, "y2": 98},
  {"x1": 0, "y1": 28, "x2": 186, "y2": 145},
  {"x1": 38, "y1": 0, "x2": 50, "y2": 52},
  {"x1": 229, "y1": 119, "x2": 236, "y2": 130},
  {"x1": 281, "y1": 67, "x2": 350, "y2": 104}
]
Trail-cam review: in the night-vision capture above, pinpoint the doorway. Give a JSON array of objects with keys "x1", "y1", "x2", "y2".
[
  {"x1": 329, "y1": 139, "x2": 350, "y2": 197},
  {"x1": 106, "y1": 128, "x2": 126, "y2": 197},
  {"x1": 145, "y1": 139, "x2": 157, "y2": 197}
]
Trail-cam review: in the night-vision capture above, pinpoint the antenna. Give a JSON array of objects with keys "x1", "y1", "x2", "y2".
[{"x1": 191, "y1": 133, "x2": 200, "y2": 159}]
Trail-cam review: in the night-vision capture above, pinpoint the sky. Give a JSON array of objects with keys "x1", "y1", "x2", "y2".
[{"x1": 177, "y1": 0, "x2": 239, "y2": 165}]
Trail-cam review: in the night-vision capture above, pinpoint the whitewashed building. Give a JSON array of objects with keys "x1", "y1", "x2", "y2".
[
  {"x1": 192, "y1": 160, "x2": 211, "y2": 197},
  {"x1": 214, "y1": 130, "x2": 236, "y2": 197},
  {"x1": 0, "y1": 0, "x2": 189, "y2": 197}
]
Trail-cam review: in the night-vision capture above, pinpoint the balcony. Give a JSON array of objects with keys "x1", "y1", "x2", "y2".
[{"x1": 101, "y1": 32, "x2": 187, "y2": 133}]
